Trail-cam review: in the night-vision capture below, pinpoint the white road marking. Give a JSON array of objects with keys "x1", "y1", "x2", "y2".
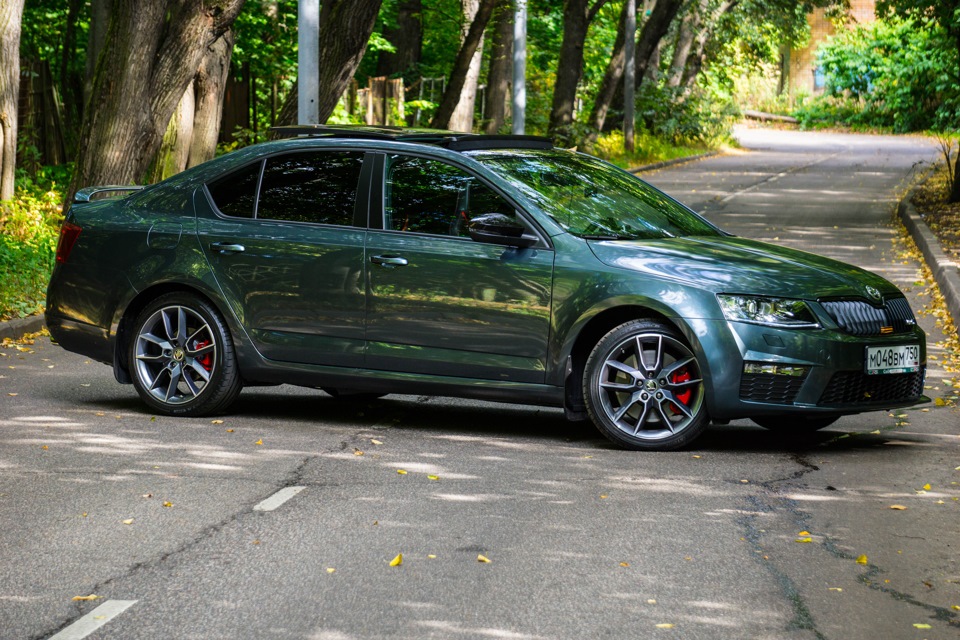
[
  {"x1": 253, "y1": 486, "x2": 306, "y2": 511},
  {"x1": 49, "y1": 600, "x2": 137, "y2": 640}
]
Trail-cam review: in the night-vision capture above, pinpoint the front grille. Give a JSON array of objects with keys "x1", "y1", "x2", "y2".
[
  {"x1": 820, "y1": 296, "x2": 916, "y2": 336},
  {"x1": 740, "y1": 372, "x2": 807, "y2": 404},
  {"x1": 818, "y1": 369, "x2": 925, "y2": 406}
]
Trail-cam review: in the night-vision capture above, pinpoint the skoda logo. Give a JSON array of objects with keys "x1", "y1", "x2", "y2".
[{"x1": 865, "y1": 286, "x2": 882, "y2": 302}]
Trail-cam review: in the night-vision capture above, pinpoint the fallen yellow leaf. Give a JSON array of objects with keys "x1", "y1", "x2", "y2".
[
  {"x1": 600, "y1": 494, "x2": 608, "y2": 499},
  {"x1": 951, "y1": 605, "x2": 960, "y2": 611},
  {"x1": 889, "y1": 505, "x2": 908, "y2": 510},
  {"x1": 477, "y1": 554, "x2": 491, "y2": 563},
  {"x1": 913, "y1": 624, "x2": 932, "y2": 629},
  {"x1": 390, "y1": 553, "x2": 403, "y2": 567},
  {"x1": 796, "y1": 537, "x2": 813, "y2": 543},
  {"x1": 41, "y1": 445, "x2": 48, "y2": 450},
  {"x1": 647, "y1": 599, "x2": 656, "y2": 604},
  {"x1": 427, "y1": 475, "x2": 439, "y2": 481},
  {"x1": 428, "y1": 554, "x2": 437, "y2": 559},
  {"x1": 798, "y1": 531, "x2": 810, "y2": 536},
  {"x1": 326, "y1": 568, "x2": 335, "y2": 574},
  {"x1": 935, "y1": 397, "x2": 946, "y2": 406},
  {"x1": 856, "y1": 554, "x2": 868, "y2": 565},
  {"x1": 692, "y1": 455, "x2": 701, "y2": 459},
  {"x1": 655, "y1": 623, "x2": 674, "y2": 629},
  {"x1": 71, "y1": 594, "x2": 99, "y2": 601},
  {"x1": 211, "y1": 419, "x2": 224, "y2": 425},
  {"x1": 396, "y1": 469, "x2": 407, "y2": 475},
  {"x1": 226, "y1": 429, "x2": 234, "y2": 433},
  {"x1": 371, "y1": 439, "x2": 383, "y2": 445},
  {"x1": 922, "y1": 483, "x2": 931, "y2": 491},
  {"x1": 354, "y1": 449, "x2": 364, "y2": 456},
  {"x1": 162, "y1": 501, "x2": 173, "y2": 508},
  {"x1": 620, "y1": 562, "x2": 630, "y2": 567},
  {"x1": 828, "y1": 588, "x2": 843, "y2": 592}
]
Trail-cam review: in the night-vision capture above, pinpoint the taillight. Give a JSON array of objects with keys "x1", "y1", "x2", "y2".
[{"x1": 55, "y1": 221, "x2": 82, "y2": 264}]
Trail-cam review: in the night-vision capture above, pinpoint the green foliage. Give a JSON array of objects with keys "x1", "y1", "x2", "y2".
[
  {"x1": 795, "y1": 16, "x2": 959, "y2": 132},
  {"x1": 635, "y1": 82, "x2": 739, "y2": 147},
  {"x1": 589, "y1": 129, "x2": 711, "y2": 169},
  {"x1": 0, "y1": 170, "x2": 65, "y2": 320}
]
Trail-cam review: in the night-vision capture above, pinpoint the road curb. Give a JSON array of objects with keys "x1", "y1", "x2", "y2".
[
  {"x1": 0, "y1": 314, "x2": 46, "y2": 342},
  {"x1": 630, "y1": 150, "x2": 719, "y2": 174},
  {"x1": 898, "y1": 184, "x2": 960, "y2": 328}
]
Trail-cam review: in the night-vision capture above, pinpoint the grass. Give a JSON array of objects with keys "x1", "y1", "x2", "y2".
[{"x1": 587, "y1": 130, "x2": 722, "y2": 171}]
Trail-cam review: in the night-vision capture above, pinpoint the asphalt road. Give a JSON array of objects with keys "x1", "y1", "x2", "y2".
[{"x1": 2, "y1": 127, "x2": 958, "y2": 640}]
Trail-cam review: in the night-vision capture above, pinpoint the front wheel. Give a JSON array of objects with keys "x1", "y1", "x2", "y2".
[
  {"x1": 129, "y1": 293, "x2": 242, "y2": 416},
  {"x1": 584, "y1": 320, "x2": 708, "y2": 451}
]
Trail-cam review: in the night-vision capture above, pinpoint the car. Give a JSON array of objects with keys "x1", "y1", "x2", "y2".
[{"x1": 46, "y1": 125, "x2": 928, "y2": 451}]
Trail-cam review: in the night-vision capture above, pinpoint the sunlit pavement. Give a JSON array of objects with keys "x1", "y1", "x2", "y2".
[{"x1": 2, "y1": 127, "x2": 957, "y2": 639}]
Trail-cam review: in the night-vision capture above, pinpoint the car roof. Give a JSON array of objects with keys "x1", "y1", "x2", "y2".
[{"x1": 269, "y1": 124, "x2": 554, "y2": 152}]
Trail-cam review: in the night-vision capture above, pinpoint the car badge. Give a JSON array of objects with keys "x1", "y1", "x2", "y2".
[{"x1": 865, "y1": 286, "x2": 882, "y2": 302}]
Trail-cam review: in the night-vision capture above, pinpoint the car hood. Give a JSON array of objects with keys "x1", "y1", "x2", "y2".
[{"x1": 587, "y1": 236, "x2": 899, "y2": 299}]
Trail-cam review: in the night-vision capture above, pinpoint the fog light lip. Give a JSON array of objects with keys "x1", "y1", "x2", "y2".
[{"x1": 743, "y1": 361, "x2": 810, "y2": 377}]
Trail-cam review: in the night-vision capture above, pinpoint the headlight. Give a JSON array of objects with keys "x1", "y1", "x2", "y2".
[{"x1": 717, "y1": 294, "x2": 820, "y2": 328}]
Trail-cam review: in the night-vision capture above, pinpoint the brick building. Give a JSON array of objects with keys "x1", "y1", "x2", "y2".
[{"x1": 784, "y1": 0, "x2": 877, "y2": 96}]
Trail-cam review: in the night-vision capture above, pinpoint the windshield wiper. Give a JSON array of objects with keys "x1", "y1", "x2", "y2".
[{"x1": 580, "y1": 234, "x2": 635, "y2": 240}]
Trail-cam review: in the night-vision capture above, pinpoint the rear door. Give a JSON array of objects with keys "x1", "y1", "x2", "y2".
[{"x1": 197, "y1": 149, "x2": 371, "y2": 366}]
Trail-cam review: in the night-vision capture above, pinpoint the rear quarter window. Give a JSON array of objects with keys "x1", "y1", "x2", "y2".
[{"x1": 207, "y1": 161, "x2": 262, "y2": 218}]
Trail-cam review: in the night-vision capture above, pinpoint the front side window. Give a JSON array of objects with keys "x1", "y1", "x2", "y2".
[
  {"x1": 385, "y1": 155, "x2": 515, "y2": 238},
  {"x1": 257, "y1": 151, "x2": 365, "y2": 225}
]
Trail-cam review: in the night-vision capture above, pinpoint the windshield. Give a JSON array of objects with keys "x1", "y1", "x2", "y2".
[{"x1": 470, "y1": 149, "x2": 724, "y2": 240}]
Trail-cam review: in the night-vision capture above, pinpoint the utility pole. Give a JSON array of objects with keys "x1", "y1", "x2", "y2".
[
  {"x1": 623, "y1": 0, "x2": 635, "y2": 152},
  {"x1": 298, "y1": 0, "x2": 319, "y2": 124},
  {"x1": 512, "y1": 0, "x2": 527, "y2": 135}
]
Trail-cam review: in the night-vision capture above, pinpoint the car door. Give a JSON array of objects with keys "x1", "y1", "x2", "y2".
[
  {"x1": 197, "y1": 149, "x2": 371, "y2": 366},
  {"x1": 364, "y1": 153, "x2": 555, "y2": 383}
]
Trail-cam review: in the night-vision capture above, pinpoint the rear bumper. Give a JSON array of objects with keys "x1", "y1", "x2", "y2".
[{"x1": 45, "y1": 312, "x2": 114, "y2": 366}]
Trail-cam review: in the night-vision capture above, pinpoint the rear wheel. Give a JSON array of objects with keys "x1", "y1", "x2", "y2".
[
  {"x1": 129, "y1": 293, "x2": 242, "y2": 416},
  {"x1": 752, "y1": 415, "x2": 840, "y2": 432},
  {"x1": 584, "y1": 320, "x2": 708, "y2": 451}
]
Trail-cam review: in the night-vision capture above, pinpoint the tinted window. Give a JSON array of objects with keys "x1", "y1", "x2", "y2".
[
  {"x1": 257, "y1": 151, "x2": 365, "y2": 226},
  {"x1": 207, "y1": 161, "x2": 261, "y2": 218},
  {"x1": 386, "y1": 155, "x2": 514, "y2": 237}
]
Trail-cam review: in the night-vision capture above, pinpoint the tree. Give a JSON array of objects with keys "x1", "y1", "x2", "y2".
[
  {"x1": 275, "y1": 0, "x2": 384, "y2": 127},
  {"x1": 548, "y1": 0, "x2": 611, "y2": 141},
  {"x1": 68, "y1": 0, "x2": 245, "y2": 201},
  {"x1": 0, "y1": 0, "x2": 25, "y2": 200},
  {"x1": 483, "y1": 0, "x2": 514, "y2": 133},
  {"x1": 376, "y1": 0, "x2": 423, "y2": 77},
  {"x1": 431, "y1": 0, "x2": 497, "y2": 130}
]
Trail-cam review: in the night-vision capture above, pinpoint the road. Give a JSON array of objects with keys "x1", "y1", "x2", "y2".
[{"x1": 1, "y1": 127, "x2": 957, "y2": 640}]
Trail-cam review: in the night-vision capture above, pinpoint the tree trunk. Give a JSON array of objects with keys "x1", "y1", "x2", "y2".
[
  {"x1": 666, "y1": 0, "x2": 707, "y2": 87},
  {"x1": 376, "y1": 0, "x2": 422, "y2": 77},
  {"x1": 84, "y1": 0, "x2": 109, "y2": 109},
  {"x1": 448, "y1": 0, "x2": 486, "y2": 133},
  {"x1": 950, "y1": 152, "x2": 960, "y2": 204},
  {"x1": 586, "y1": 1, "x2": 629, "y2": 142},
  {"x1": 0, "y1": 0, "x2": 24, "y2": 200},
  {"x1": 681, "y1": 0, "x2": 737, "y2": 88},
  {"x1": 148, "y1": 82, "x2": 196, "y2": 183},
  {"x1": 67, "y1": 0, "x2": 245, "y2": 203},
  {"x1": 431, "y1": 0, "x2": 497, "y2": 130},
  {"x1": 549, "y1": 0, "x2": 610, "y2": 142},
  {"x1": 634, "y1": 0, "x2": 683, "y2": 87},
  {"x1": 483, "y1": 1, "x2": 513, "y2": 134},
  {"x1": 275, "y1": 0, "x2": 384, "y2": 128},
  {"x1": 189, "y1": 30, "x2": 234, "y2": 167}
]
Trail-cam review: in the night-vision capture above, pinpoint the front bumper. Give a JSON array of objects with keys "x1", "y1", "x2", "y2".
[{"x1": 698, "y1": 319, "x2": 927, "y2": 420}]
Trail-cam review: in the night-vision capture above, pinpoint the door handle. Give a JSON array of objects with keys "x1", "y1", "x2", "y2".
[
  {"x1": 371, "y1": 255, "x2": 408, "y2": 268},
  {"x1": 210, "y1": 242, "x2": 245, "y2": 254}
]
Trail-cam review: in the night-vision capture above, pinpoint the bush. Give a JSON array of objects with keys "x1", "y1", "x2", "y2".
[
  {"x1": 0, "y1": 170, "x2": 64, "y2": 320},
  {"x1": 635, "y1": 82, "x2": 738, "y2": 147}
]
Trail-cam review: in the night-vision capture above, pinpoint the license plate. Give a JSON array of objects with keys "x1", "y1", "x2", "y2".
[{"x1": 865, "y1": 344, "x2": 921, "y2": 375}]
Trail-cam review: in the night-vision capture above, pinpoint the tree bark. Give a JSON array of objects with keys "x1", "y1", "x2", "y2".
[
  {"x1": 681, "y1": 0, "x2": 737, "y2": 88},
  {"x1": 189, "y1": 30, "x2": 234, "y2": 167},
  {"x1": 448, "y1": 0, "x2": 486, "y2": 133},
  {"x1": 666, "y1": 0, "x2": 707, "y2": 87},
  {"x1": 275, "y1": 0, "x2": 384, "y2": 128},
  {"x1": 0, "y1": 0, "x2": 24, "y2": 200},
  {"x1": 83, "y1": 0, "x2": 109, "y2": 108},
  {"x1": 67, "y1": 0, "x2": 245, "y2": 203},
  {"x1": 483, "y1": 1, "x2": 513, "y2": 134},
  {"x1": 634, "y1": 0, "x2": 683, "y2": 87},
  {"x1": 430, "y1": 0, "x2": 497, "y2": 130},
  {"x1": 548, "y1": 0, "x2": 611, "y2": 142},
  {"x1": 586, "y1": 1, "x2": 629, "y2": 142},
  {"x1": 148, "y1": 82, "x2": 196, "y2": 184},
  {"x1": 376, "y1": 0, "x2": 422, "y2": 77}
]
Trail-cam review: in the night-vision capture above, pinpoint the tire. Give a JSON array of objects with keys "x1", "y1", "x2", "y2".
[
  {"x1": 752, "y1": 415, "x2": 839, "y2": 432},
  {"x1": 583, "y1": 319, "x2": 708, "y2": 451},
  {"x1": 129, "y1": 292, "x2": 242, "y2": 416}
]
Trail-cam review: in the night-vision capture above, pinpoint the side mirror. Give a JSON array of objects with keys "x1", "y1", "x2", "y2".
[{"x1": 468, "y1": 213, "x2": 537, "y2": 248}]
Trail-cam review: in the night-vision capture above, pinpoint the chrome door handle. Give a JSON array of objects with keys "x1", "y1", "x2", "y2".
[
  {"x1": 210, "y1": 242, "x2": 245, "y2": 254},
  {"x1": 371, "y1": 255, "x2": 408, "y2": 268}
]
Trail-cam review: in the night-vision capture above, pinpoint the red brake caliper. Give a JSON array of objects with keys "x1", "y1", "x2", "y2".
[
  {"x1": 193, "y1": 339, "x2": 213, "y2": 372},
  {"x1": 670, "y1": 367, "x2": 692, "y2": 414}
]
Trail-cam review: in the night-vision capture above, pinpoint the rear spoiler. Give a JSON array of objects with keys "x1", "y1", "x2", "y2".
[{"x1": 73, "y1": 185, "x2": 145, "y2": 203}]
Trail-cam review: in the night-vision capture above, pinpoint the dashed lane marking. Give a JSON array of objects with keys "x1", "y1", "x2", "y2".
[
  {"x1": 253, "y1": 486, "x2": 306, "y2": 511},
  {"x1": 49, "y1": 600, "x2": 137, "y2": 640}
]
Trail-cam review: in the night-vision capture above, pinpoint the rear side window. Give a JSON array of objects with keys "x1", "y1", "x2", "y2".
[
  {"x1": 207, "y1": 161, "x2": 261, "y2": 218},
  {"x1": 257, "y1": 151, "x2": 365, "y2": 226}
]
